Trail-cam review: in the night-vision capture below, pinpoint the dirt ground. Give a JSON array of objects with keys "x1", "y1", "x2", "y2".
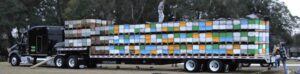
[{"x1": 0, "y1": 61, "x2": 299, "y2": 74}]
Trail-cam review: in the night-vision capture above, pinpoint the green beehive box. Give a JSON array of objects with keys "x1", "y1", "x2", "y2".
[
  {"x1": 248, "y1": 36, "x2": 256, "y2": 42},
  {"x1": 226, "y1": 32, "x2": 233, "y2": 37},
  {"x1": 212, "y1": 33, "x2": 219, "y2": 37},
  {"x1": 119, "y1": 46, "x2": 125, "y2": 50},
  {"x1": 174, "y1": 33, "x2": 180, "y2": 38},
  {"x1": 168, "y1": 27, "x2": 174, "y2": 31},
  {"x1": 134, "y1": 28, "x2": 140, "y2": 33},
  {"x1": 180, "y1": 45, "x2": 187, "y2": 50},
  {"x1": 109, "y1": 30, "x2": 114, "y2": 34},
  {"x1": 212, "y1": 44, "x2": 219, "y2": 49},
  {"x1": 219, "y1": 32, "x2": 226, "y2": 37},
  {"x1": 248, "y1": 19, "x2": 255, "y2": 24},
  {"x1": 240, "y1": 32, "x2": 248, "y2": 37},
  {"x1": 125, "y1": 35, "x2": 130, "y2": 39},
  {"x1": 140, "y1": 45, "x2": 145, "y2": 50},
  {"x1": 157, "y1": 34, "x2": 162, "y2": 39},
  {"x1": 115, "y1": 46, "x2": 120, "y2": 50},
  {"x1": 254, "y1": 19, "x2": 260, "y2": 24},
  {"x1": 192, "y1": 26, "x2": 199, "y2": 30},
  {"x1": 247, "y1": 49, "x2": 258, "y2": 55},
  {"x1": 150, "y1": 23, "x2": 156, "y2": 28},
  {"x1": 187, "y1": 33, "x2": 193, "y2": 38},
  {"x1": 233, "y1": 25, "x2": 241, "y2": 29},
  {"x1": 258, "y1": 44, "x2": 263, "y2": 49}
]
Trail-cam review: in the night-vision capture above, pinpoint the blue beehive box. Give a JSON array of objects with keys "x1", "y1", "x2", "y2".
[
  {"x1": 162, "y1": 50, "x2": 168, "y2": 54},
  {"x1": 124, "y1": 24, "x2": 130, "y2": 29},
  {"x1": 192, "y1": 50, "x2": 200, "y2": 54},
  {"x1": 219, "y1": 49, "x2": 226, "y2": 54},
  {"x1": 199, "y1": 21, "x2": 206, "y2": 31},
  {"x1": 206, "y1": 49, "x2": 213, "y2": 54},
  {"x1": 124, "y1": 39, "x2": 130, "y2": 43},
  {"x1": 109, "y1": 46, "x2": 114, "y2": 50},
  {"x1": 113, "y1": 40, "x2": 119, "y2": 43},
  {"x1": 141, "y1": 50, "x2": 150, "y2": 54},
  {"x1": 180, "y1": 33, "x2": 186, "y2": 38},
  {"x1": 226, "y1": 37, "x2": 233, "y2": 42},
  {"x1": 150, "y1": 28, "x2": 156, "y2": 32},
  {"x1": 220, "y1": 37, "x2": 226, "y2": 42},
  {"x1": 119, "y1": 50, "x2": 125, "y2": 54},
  {"x1": 240, "y1": 19, "x2": 248, "y2": 25},
  {"x1": 205, "y1": 26, "x2": 212, "y2": 30},
  {"x1": 162, "y1": 34, "x2": 168, "y2": 38},
  {"x1": 174, "y1": 50, "x2": 181, "y2": 54}
]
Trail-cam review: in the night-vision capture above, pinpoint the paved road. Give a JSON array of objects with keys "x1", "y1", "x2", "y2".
[{"x1": 0, "y1": 62, "x2": 299, "y2": 74}]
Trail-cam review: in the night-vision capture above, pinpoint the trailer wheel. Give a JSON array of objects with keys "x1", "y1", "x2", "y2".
[
  {"x1": 67, "y1": 55, "x2": 79, "y2": 69},
  {"x1": 208, "y1": 60, "x2": 225, "y2": 72},
  {"x1": 54, "y1": 56, "x2": 66, "y2": 68},
  {"x1": 10, "y1": 55, "x2": 20, "y2": 66},
  {"x1": 184, "y1": 60, "x2": 200, "y2": 72},
  {"x1": 242, "y1": 63, "x2": 251, "y2": 67}
]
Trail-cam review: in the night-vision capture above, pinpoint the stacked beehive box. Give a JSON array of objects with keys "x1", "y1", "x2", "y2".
[
  {"x1": 64, "y1": 19, "x2": 99, "y2": 47},
  {"x1": 66, "y1": 19, "x2": 269, "y2": 56}
]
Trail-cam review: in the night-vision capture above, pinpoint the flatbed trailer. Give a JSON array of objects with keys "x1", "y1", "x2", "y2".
[{"x1": 8, "y1": 19, "x2": 276, "y2": 73}]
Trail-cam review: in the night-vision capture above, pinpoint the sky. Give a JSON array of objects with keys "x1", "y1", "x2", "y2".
[
  {"x1": 283, "y1": 0, "x2": 300, "y2": 35},
  {"x1": 283, "y1": 0, "x2": 300, "y2": 17}
]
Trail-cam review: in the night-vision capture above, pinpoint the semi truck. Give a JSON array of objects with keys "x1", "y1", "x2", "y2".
[{"x1": 7, "y1": 18, "x2": 275, "y2": 73}]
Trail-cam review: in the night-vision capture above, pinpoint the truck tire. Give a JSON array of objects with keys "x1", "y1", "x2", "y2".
[
  {"x1": 67, "y1": 55, "x2": 79, "y2": 69},
  {"x1": 208, "y1": 60, "x2": 225, "y2": 72},
  {"x1": 184, "y1": 60, "x2": 200, "y2": 72},
  {"x1": 10, "y1": 55, "x2": 20, "y2": 66},
  {"x1": 54, "y1": 56, "x2": 66, "y2": 68},
  {"x1": 242, "y1": 63, "x2": 251, "y2": 67}
]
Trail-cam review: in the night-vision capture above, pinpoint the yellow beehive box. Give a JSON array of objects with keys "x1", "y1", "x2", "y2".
[
  {"x1": 206, "y1": 33, "x2": 212, "y2": 38},
  {"x1": 199, "y1": 45, "x2": 206, "y2": 50},
  {"x1": 206, "y1": 21, "x2": 213, "y2": 26},
  {"x1": 134, "y1": 50, "x2": 140, "y2": 54},
  {"x1": 169, "y1": 45, "x2": 175, "y2": 50},
  {"x1": 162, "y1": 39, "x2": 168, "y2": 43},
  {"x1": 213, "y1": 37, "x2": 220, "y2": 42},
  {"x1": 174, "y1": 45, "x2": 180, "y2": 50},
  {"x1": 145, "y1": 24, "x2": 150, "y2": 28},
  {"x1": 168, "y1": 38, "x2": 174, "y2": 43},
  {"x1": 162, "y1": 27, "x2": 168, "y2": 32},
  {"x1": 151, "y1": 50, "x2": 157, "y2": 54},
  {"x1": 179, "y1": 21, "x2": 186, "y2": 27},
  {"x1": 233, "y1": 44, "x2": 240, "y2": 49},
  {"x1": 193, "y1": 33, "x2": 199, "y2": 38},
  {"x1": 174, "y1": 27, "x2": 180, "y2": 31},
  {"x1": 227, "y1": 49, "x2": 233, "y2": 54},
  {"x1": 187, "y1": 45, "x2": 193, "y2": 50},
  {"x1": 168, "y1": 50, "x2": 174, "y2": 54}
]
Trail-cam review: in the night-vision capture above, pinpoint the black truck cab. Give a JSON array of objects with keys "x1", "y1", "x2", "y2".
[
  {"x1": 8, "y1": 26, "x2": 64, "y2": 66},
  {"x1": 27, "y1": 26, "x2": 64, "y2": 56}
]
